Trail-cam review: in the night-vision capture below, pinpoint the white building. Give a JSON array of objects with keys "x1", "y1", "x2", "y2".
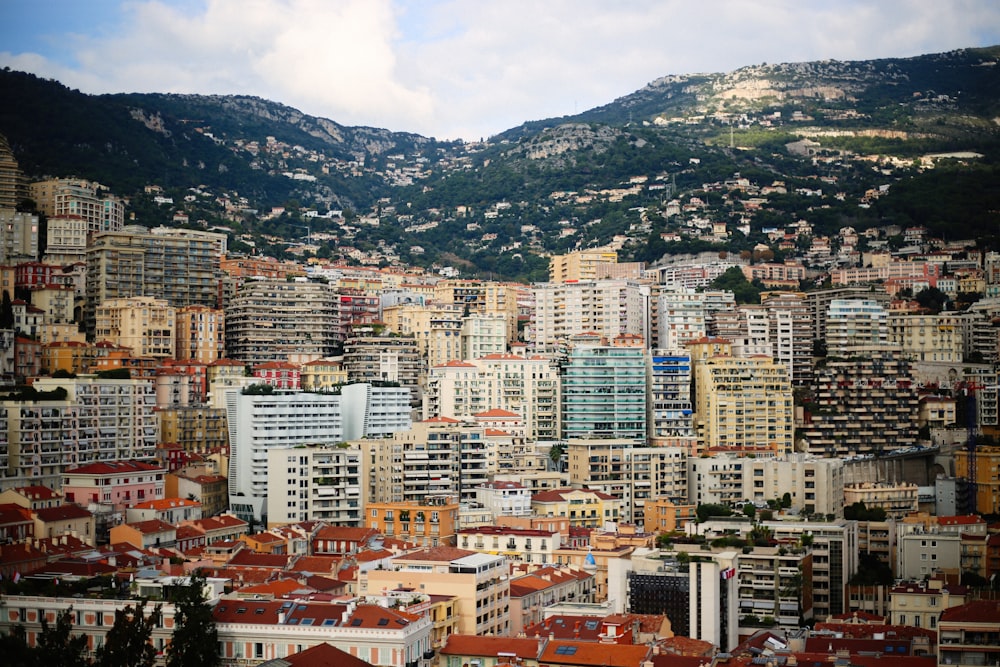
[
  {"x1": 531, "y1": 280, "x2": 648, "y2": 351},
  {"x1": 741, "y1": 455, "x2": 846, "y2": 517},
  {"x1": 266, "y1": 443, "x2": 363, "y2": 528},
  {"x1": 227, "y1": 383, "x2": 410, "y2": 523},
  {"x1": 473, "y1": 480, "x2": 532, "y2": 517}
]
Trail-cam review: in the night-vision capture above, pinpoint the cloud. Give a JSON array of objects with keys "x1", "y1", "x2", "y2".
[{"x1": 1, "y1": 0, "x2": 999, "y2": 140}]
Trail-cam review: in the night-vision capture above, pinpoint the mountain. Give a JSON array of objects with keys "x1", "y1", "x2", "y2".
[{"x1": 1, "y1": 46, "x2": 1000, "y2": 280}]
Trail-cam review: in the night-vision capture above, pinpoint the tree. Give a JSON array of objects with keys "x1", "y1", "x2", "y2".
[
  {"x1": 166, "y1": 571, "x2": 220, "y2": 667},
  {"x1": 696, "y1": 503, "x2": 733, "y2": 522},
  {"x1": 742, "y1": 502, "x2": 756, "y2": 520},
  {"x1": 548, "y1": 443, "x2": 566, "y2": 471},
  {"x1": 96, "y1": 601, "x2": 160, "y2": 667},
  {"x1": 780, "y1": 492, "x2": 792, "y2": 509},
  {"x1": 35, "y1": 607, "x2": 90, "y2": 667}
]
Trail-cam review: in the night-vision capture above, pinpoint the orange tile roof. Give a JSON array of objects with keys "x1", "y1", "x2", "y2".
[
  {"x1": 539, "y1": 640, "x2": 649, "y2": 666},
  {"x1": 440, "y1": 634, "x2": 541, "y2": 658},
  {"x1": 278, "y1": 643, "x2": 373, "y2": 667}
]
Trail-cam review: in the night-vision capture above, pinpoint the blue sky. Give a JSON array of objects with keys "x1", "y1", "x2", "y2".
[{"x1": 2, "y1": 0, "x2": 1000, "y2": 140}]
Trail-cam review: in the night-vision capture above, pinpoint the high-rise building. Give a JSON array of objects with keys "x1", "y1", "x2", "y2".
[
  {"x1": 342, "y1": 333, "x2": 422, "y2": 403},
  {"x1": 0, "y1": 208, "x2": 39, "y2": 263},
  {"x1": 689, "y1": 339, "x2": 794, "y2": 452},
  {"x1": 561, "y1": 334, "x2": 647, "y2": 442},
  {"x1": 30, "y1": 178, "x2": 125, "y2": 234},
  {"x1": 94, "y1": 296, "x2": 175, "y2": 358},
  {"x1": 0, "y1": 376, "x2": 158, "y2": 490},
  {"x1": 825, "y1": 298, "x2": 891, "y2": 357},
  {"x1": 423, "y1": 353, "x2": 560, "y2": 441},
  {"x1": 656, "y1": 288, "x2": 735, "y2": 351},
  {"x1": 225, "y1": 278, "x2": 340, "y2": 366},
  {"x1": 226, "y1": 383, "x2": 411, "y2": 523},
  {"x1": 175, "y1": 305, "x2": 225, "y2": 363},
  {"x1": 532, "y1": 280, "x2": 648, "y2": 352},
  {"x1": 433, "y1": 279, "x2": 520, "y2": 345},
  {"x1": 649, "y1": 349, "x2": 695, "y2": 444},
  {"x1": 800, "y1": 353, "x2": 920, "y2": 457},
  {"x1": 85, "y1": 226, "x2": 225, "y2": 336},
  {"x1": 0, "y1": 134, "x2": 29, "y2": 209},
  {"x1": 265, "y1": 443, "x2": 363, "y2": 527},
  {"x1": 888, "y1": 313, "x2": 964, "y2": 363}
]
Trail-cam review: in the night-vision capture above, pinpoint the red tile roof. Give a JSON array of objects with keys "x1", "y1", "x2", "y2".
[
  {"x1": 538, "y1": 639, "x2": 649, "y2": 666},
  {"x1": 123, "y1": 519, "x2": 176, "y2": 535},
  {"x1": 440, "y1": 634, "x2": 541, "y2": 658},
  {"x1": 940, "y1": 599, "x2": 1000, "y2": 624},
  {"x1": 278, "y1": 643, "x2": 373, "y2": 667},
  {"x1": 64, "y1": 460, "x2": 165, "y2": 475},
  {"x1": 532, "y1": 488, "x2": 618, "y2": 502}
]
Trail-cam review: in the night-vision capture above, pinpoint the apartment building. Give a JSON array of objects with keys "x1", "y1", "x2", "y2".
[
  {"x1": 423, "y1": 352, "x2": 561, "y2": 440},
  {"x1": 800, "y1": 354, "x2": 920, "y2": 457},
  {"x1": 735, "y1": 545, "x2": 814, "y2": 632},
  {"x1": 532, "y1": 280, "x2": 648, "y2": 351},
  {"x1": 30, "y1": 178, "x2": 125, "y2": 234},
  {"x1": 696, "y1": 517, "x2": 859, "y2": 620},
  {"x1": 656, "y1": 288, "x2": 736, "y2": 351},
  {"x1": 85, "y1": 226, "x2": 224, "y2": 336},
  {"x1": 356, "y1": 418, "x2": 491, "y2": 505},
  {"x1": 474, "y1": 480, "x2": 532, "y2": 517},
  {"x1": 174, "y1": 304, "x2": 225, "y2": 363},
  {"x1": 938, "y1": 600, "x2": 1000, "y2": 667},
  {"x1": 341, "y1": 332, "x2": 422, "y2": 401},
  {"x1": 457, "y1": 525, "x2": 562, "y2": 564},
  {"x1": 689, "y1": 341, "x2": 794, "y2": 452},
  {"x1": 649, "y1": 349, "x2": 696, "y2": 446},
  {"x1": 548, "y1": 246, "x2": 620, "y2": 283},
  {"x1": 265, "y1": 444, "x2": 362, "y2": 528},
  {"x1": 225, "y1": 278, "x2": 340, "y2": 366},
  {"x1": 366, "y1": 496, "x2": 460, "y2": 547},
  {"x1": 0, "y1": 209, "x2": 38, "y2": 263},
  {"x1": 562, "y1": 334, "x2": 648, "y2": 441},
  {"x1": 93, "y1": 296, "x2": 175, "y2": 358},
  {"x1": 42, "y1": 214, "x2": 88, "y2": 263},
  {"x1": 0, "y1": 375, "x2": 158, "y2": 490},
  {"x1": 299, "y1": 358, "x2": 347, "y2": 391},
  {"x1": 226, "y1": 383, "x2": 411, "y2": 523},
  {"x1": 530, "y1": 487, "x2": 623, "y2": 529},
  {"x1": 955, "y1": 443, "x2": 1000, "y2": 515},
  {"x1": 805, "y1": 287, "x2": 891, "y2": 344},
  {"x1": 61, "y1": 460, "x2": 166, "y2": 511},
  {"x1": 381, "y1": 302, "x2": 464, "y2": 368},
  {"x1": 434, "y1": 279, "x2": 520, "y2": 346},
  {"x1": 888, "y1": 313, "x2": 964, "y2": 362},
  {"x1": 825, "y1": 298, "x2": 892, "y2": 357},
  {"x1": 742, "y1": 455, "x2": 845, "y2": 517},
  {"x1": 360, "y1": 546, "x2": 510, "y2": 637},
  {"x1": 888, "y1": 577, "x2": 967, "y2": 631},
  {"x1": 844, "y1": 482, "x2": 919, "y2": 519},
  {"x1": 567, "y1": 438, "x2": 687, "y2": 528}
]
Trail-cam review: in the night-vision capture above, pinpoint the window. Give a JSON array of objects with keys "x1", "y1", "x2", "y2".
[{"x1": 254, "y1": 643, "x2": 264, "y2": 658}]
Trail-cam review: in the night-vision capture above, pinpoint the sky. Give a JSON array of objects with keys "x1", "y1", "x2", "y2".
[{"x1": 2, "y1": 1, "x2": 1000, "y2": 141}]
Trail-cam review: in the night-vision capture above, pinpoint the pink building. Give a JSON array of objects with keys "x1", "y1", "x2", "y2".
[{"x1": 61, "y1": 460, "x2": 166, "y2": 511}]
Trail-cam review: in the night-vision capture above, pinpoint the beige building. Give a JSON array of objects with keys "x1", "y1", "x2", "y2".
[
  {"x1": 844, "y1": 482, "x2": 919, "y2": 519},
  {"x1": 94, "y1": 296, "x2": 175, "y2": 358},
  {"x1": 888, "y1": 313, "x2": 964, "y2": 363},
  {"x1": 456, "y1": 525, "x2": 562, "y2": 565},
  {"x1": 175, "y1": 305, "x2": 225, "y2": 363},
  {"x1": 548, "y1": 246, "x2": 620, "y2": 283},
  {"x1": 530, "y1": 487, "x2": 623, "y2": 529},
  {"x1": 157, "y1": 405, "x2": 228, "y2": 454},
  {"x1": 0, "y1": 209, "x2": 38, "y2": 263},
  {"x1": 423, "y1": 352, "x2": 561, "y2": 440},
  {"x1": 888, "y1": 576, "x2": 966, "y2": 630},
  {"x1": 30, "y1": 178, "x2": 125, "y2": 234},
  {"x1": 360, "y1": 546, "x2": 510, "y2": 637},
  {"x1": 432, "y1": 279, "x2": 520, "y2": 345},
  {"x1": 742, "y1": 454, "x2": 845, "y2": 517},
  {"x1": 382, "y1": 302, "x2": 463, "y2": 367},
  {"x1": 567, "y1": 438, "x2": 687, "y2": 528},
  {"x1": 300, "y1": 358, "x2": 347, "y2": 391},
  {"x1": 689, "y1": 340, "x2": 794, "y2": 452},
  {"x1": 43, "y1": 214, "x2": 88, "y2": 263}
]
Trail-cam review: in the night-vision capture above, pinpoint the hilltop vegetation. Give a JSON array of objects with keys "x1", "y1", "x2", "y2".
[{"x1": 1, "y1": 45, "x2": 999, "y2": 280}]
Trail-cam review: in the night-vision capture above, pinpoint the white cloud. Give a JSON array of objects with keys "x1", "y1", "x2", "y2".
[{"x1": 1, "y1": 0, "x2": 999, "y2": 140}]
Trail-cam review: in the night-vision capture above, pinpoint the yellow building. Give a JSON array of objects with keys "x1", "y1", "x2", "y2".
[
  {"x1": 689, "y1": 339, "x2": 794, "y2": 452},
  {"x1": 94, "y1": 296, "x2": 175, "y2": 358},
  {"x1": 382, "y1": 302, "x2": 464, "y2": 367},
  {"x1": 956, "y1": 444, "x2": 1000, "y2": 515},
  {"x1": 644, "y1": 498, "x2": 697, "y2": 534},
  {"x1": 365, "y1": 497, "x2": 460, "y2": 547},
  {"x1": 175, "y1": 305, "x2": 225, "y2": 363},
  {"x1": 548, "y1": 247, "x2": 619, "y2": 283},
  {"x1": 300, "y1": 358, "x2": 348, "y2": 391},
  {"x1": 360, "y1": 546, "x2": 509, "y2": 637},
  {"x1": 42, "y1": 340, "x2": 94, "y2": 374},
  {"x1": 158, "y1": 405, "x2": 228, "y2": 454},
  {"x1": 529, "y1": 487, "x2": 623, "y2": 529},
  {"x1": 432, "y1": 279, "x2": 520, "y2": 345}
]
